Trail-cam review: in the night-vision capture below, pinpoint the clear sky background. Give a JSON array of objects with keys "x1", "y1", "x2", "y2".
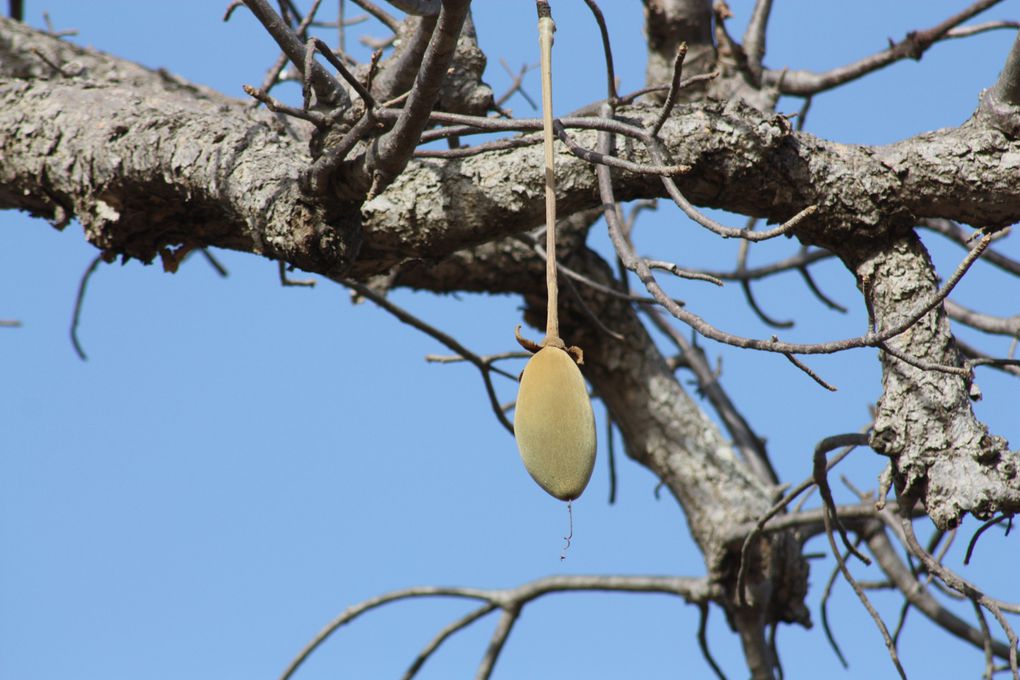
[{"x1": 2, "y1": 2, "x2": 1019, "y2": 679}]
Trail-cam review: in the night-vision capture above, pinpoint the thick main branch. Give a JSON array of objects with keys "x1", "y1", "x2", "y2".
[{"x1": 4, "y1": 18, "x2": 1020, "y2": 280}]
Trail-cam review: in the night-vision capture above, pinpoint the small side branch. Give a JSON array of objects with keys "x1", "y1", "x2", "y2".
[
  {"x1": 350, "y1": 0, "x2": 400, "y2": 33},
  {"x1": 341, "y1": 279, "x2": 515, "y2": 434},
  {"x1": 742, "y1": 0, "x2": 773, "y2": 83},
  {"x1": 240, "y1": 0, "x2": 349, "y2": 107},
  {"x1": 765, "y1": 0, "x2": 1006, "y2": 96},
  {"x1": 70, "y1": 254, "x2": 103, "y2": 361},
  {"x1": 989, "y1": 31, "x2": 1020, "y2": 107},
  {"x1": 279, "y1": 574, "x2": 716, "y2": 680},
  {"x1": 363, "y1": 0, "x2": 471, "y2": 195},
  {"x1": 580, "y1": 0, "x2": 616, "y2": 102},
  {"x1": 650, "y1": 42, "x2": 687, "y2": 137},
  {"x1": 385, "y1": 0, "x2": 440, "y2": 17}
]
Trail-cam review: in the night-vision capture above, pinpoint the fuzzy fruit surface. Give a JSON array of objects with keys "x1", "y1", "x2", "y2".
[{"x1": 514, "y1": 346, "x2": 597, "y2": 501}]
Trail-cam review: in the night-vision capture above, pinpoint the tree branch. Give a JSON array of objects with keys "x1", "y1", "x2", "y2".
[
  {"x1": 764, "y1": 0, "x2": 1006, "y2": 96},
  {"x1": 240, "y1": 0, "x2": 350, "y2": 107},
  {"x1": 362, "y1": 0, "x2": 471, "y2": 195},
  {"x1": 852, "y1": 233, "x2": 1020, "y2": 529},
  {"x1": 280, "y1": 574, "x2": 717, "y2": 680}
]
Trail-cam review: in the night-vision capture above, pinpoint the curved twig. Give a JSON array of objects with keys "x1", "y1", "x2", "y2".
[
  {"x1": 280, "y1": 574, "x2": 717, "y2": 680},
  {"x1": 580, "y1": 0, "x2": 616, "y2": 102},
  {"x1": 340, "y1": 278, "x2": 515, "y2": 434},
  {"x1": 403, "y1": 603, "x2": 498, "y2": 680},
  {"x1": 476, "y1": 607, "x2": 519, "y2": 680},
  {"x1": 650, "y1": 41, "x2": 688, "y2": 137},
  {"x1": 70, "y1": 254, "x2": 103, "y2": 361},
  {"x1": 762, "y1": 0, "x2": 1006, "y2": 96},
  {"x1": 735, "y1": 433, "x2": 866, "y2": 604},
  {"x1": 898, "y1": 509, "x2": 1020, "y2": 678},
  {"x1": 617, "y1": 223, "x2": 994, "y2": 357},
  {"x1": 697, "y1": 603, "x2": 727, "y2": 680}
]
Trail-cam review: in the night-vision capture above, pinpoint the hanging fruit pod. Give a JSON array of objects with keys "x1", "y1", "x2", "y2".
[{"x1": 514, "y1": 345, "x2": 596, "y2": 501}]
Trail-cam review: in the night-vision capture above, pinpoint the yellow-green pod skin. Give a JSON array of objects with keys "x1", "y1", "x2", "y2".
[{"x1": 514, "y1": 346, "x2": 596, "y2": 501}]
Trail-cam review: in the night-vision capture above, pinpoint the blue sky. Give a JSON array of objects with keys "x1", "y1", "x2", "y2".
[{"x1": 2, "y1": 2, "x2": 1019, "y2": 679}]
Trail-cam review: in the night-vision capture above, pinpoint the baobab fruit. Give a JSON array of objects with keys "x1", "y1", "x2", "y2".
[{"x1": 514, "y1": 345, "x2": 596, "y2": 501}]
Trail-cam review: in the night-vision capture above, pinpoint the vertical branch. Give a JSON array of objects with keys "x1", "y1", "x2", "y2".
[
  {"x1": 742, "y1": 0, "x2": 773, "y2": 83},
  {"x1": 581, "y1": 0, "x2": 617, "y2": 101},
  {"x1": 537, "y1": 1, "x2": 560, "y2": 344},
  {"x1": 990, "y1": 32, "x2": 1020, "y2": 106},
  {"x1": 241, "y1": 0, "x2": 349, "y2": 107},
  {"x1": 363, "y1": 1, "x2": 469, "y2": 194},
  {"x1": 337, "y1": 0, "x2": 345, "y2": 53}
]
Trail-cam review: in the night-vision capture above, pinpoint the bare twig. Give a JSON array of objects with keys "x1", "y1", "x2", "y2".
[
  {"x1": 921, "y1": 219, "x2": 1020, "y2": 276},
  {"x1": 403, "y1": 604, "x2": 498, "y2": 680},
  {"x1": 605, "y1": 406, "x2": 618, "y2": 504},
  {"x1": 898, "y1": 510, "x2": 1020, "y2": 677},
  {"x1": 764, "y1": 0, "x2": 1007, "y2": 96},
  {"x1": 40, "y1": 11, "x2": 77, "y2": 37},
  {"x1": 814, "y1": 434, "x2": 872, "y2": 564},
  {"x1": 425, "y1": 351, "x2": 526, "y2": 380},
  {"x1": 784, "y1": 352, "x2": 837, "y2": 391},
  {"x1": 819, "y1": 548, "x2": 850, "y2": 668},
  {"x1": 250, "y1": 0, "x2": 322, "y2": 107},
  {"x1": 363, "y1": 0, "x2": 470, "y2": 196},
  {"x1": 304, "y1": 36, "x2": 377, "y2": 107},
  {"x1": 525, "y1": 238, "x2": 663, "y2": 306},
  {"x1": 658, "y1": 163, "x2": 818, "y2": 241},
  {"x1": 581, "y1": 0, "x2": 617, "y2": 102},
  {"x1": 70, "y1": 254, "x2": 103, "y2": 361},
  {"x1": 946, "y1": 19, "x2": 1020, "y2": 39},
  {"x1": 863, "y1": 524, "x2": 1017, "y2": 663},
  {"x1": 697, "y1": 603, "x2": 728, "y2": 680},
  {"x1": 350, "y1": 0, "x2": 401, "y2": 33},
  {"x1": 559, "y1": 260, "x2": 627, "y2": 342},
  {"x1": 735, "y1": 433, "x2": 866, "y2": 603},
  {"x1": 644, "y1": 306, "x2": 776, "y2": 485},
  {"x1": 650, "y1": 42, "x2": 687, "y2": 137},
  {"x1": 742, "y1": 0, "x2": 774, "y2": 83},
  {"x1": 797, "y1": 261, "x2": 847, "y2": 312},
  {"x1": 340, "y1": 279, "x2": 514, "y2": 434},
  {"x1": 476, "y1": 607, "x2": 519, "y2": 680},
  {"x1": 495, "y1": 59, "x2": 537, "y2": 110},
  {"x1": 958, "y1": 338, "x2": 1020, "y2": 377},
  {"x1": 973, "y1": 599, "x2": 996, "y2": 680},
  {"x1": 241, "y1": 0, "x2": 349, "y2": 107},
  {"x1": 736, "y1": 228, "x2": 794, "y2": 328},
  {"x1": 386, "y1": 0, "x2": 440, "y2": 17},
  {"x1": 824, "y1": 515, "x2": 906, "y2": 677},
  {"x1": 645, "y1": 260, "x2": 723, "y2": 286},
  {"x1": 963, "y1": 514, "x2": 1013, "y2": 565},
  {"x1": 198, "y1": 249, "x2": 229, "y2": 277},
  {"x1": 623, "y1": 226, "x2": 994, "y2": 358},
  {"x1": 279, "y1": 574, "x2": 717, "y2": 680},
  {"x1": 278, "y1": 261, "x2": 316, "y2": 287},
  {"x1": 554, "y1": 121, "x2": 690, "y2": 176},
  {"x1": 686, "y1": 249, "x2": 835, "y2": 283},
  {"x1": 946, "y1": 300, "x2": 1020, "y2": 338},
  {"x1": 878, "y1": 339, "x2": 971, "y2": 377},
  {"x1": 244, "y1": 84, "x2": 325, "y2": 124}
]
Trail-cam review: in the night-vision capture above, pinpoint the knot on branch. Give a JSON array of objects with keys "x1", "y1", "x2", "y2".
[{"x1": 979, "y1": 89, "x2": 1020, "y2": 139}]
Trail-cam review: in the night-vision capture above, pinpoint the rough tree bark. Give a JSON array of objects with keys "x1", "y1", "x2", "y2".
[{"x1": 2, "y1": 2, "x2": 1019, "y2": 678}]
